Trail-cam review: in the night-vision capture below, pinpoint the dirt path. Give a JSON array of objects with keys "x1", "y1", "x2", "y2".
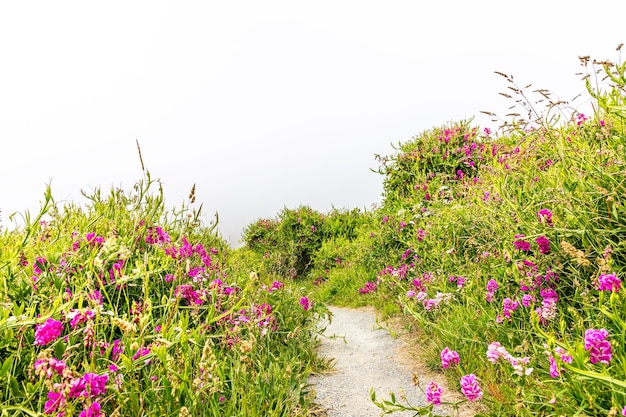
[{"x1": 308, "y1": 306, "x2": 477, "y2": 417}]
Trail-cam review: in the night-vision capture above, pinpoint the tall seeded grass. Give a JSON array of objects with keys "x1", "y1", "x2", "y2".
[{"x1": 0, "y1": 170, "x2": 325, "y2": 416}]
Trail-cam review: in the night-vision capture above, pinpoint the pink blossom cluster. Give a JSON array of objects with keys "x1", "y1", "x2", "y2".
[
  {"x1": 299, "y1": 296, "x2": 311, "y2": 311},
  {"x1": 584, "y1": 328, "x2": 612, "y2": 364},
  {"x1": 537, "y1": 209, "x2": 553, "y2": 226},
  {"x1": 544, "y1": 345, "x2": 573, "y2": 378},
  {"x1": 460, "y1": 374, "x2": 482, "y2": 402},
  {"x1": 485, "y1": 279, "x2": 498, "y2": 302},
  {"x1": 358, "y1": 281, "x2": 378, "y2": 294},
  {"x1": 440, "y1": 347, "x2": 460, "y2": 369},
  {"x1": 596, "y1": 273, "x2": 621, "y2": 292},
  {"x1": 487, "y1": 342, "x2": 533, "y2": 376},
  {"x1": 34, "y1": 319, "x2": 64, "y2": 346},
  {"x1": 414, "y1": 291, "x2": 454, "y2": 311},
  {"x1": 425, "y1": 381, "x2": 443, "y2": 405}
]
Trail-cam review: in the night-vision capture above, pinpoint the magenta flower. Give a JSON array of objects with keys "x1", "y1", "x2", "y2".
[
  {"x1": 299, "y1": 296, "x2": 311, "y2": 311},
  {"x1": 441, "y1": 347, "x2": 460, "y2": 369},
  {"x1": 69, "y1": 373, "x2": 108, "y2": 398},
  {"x1": 537, "y1": 209, "x2": 553, "y2": 226},
  {"x1": 584, "y1": 328, "x2": 612, "y2": 364},
  {"x1": 513, "y1": 235, "x2": 530, "y2": 251},
  {"x1": 34, "y1": 318, "x2": 64, "y2": 346},
  {"x1": 460, "y1": 374, "x2": 482, "y2": 402},
  {"x1": 486, "y1": 279, "x2": 498, "y2": 293},
  {"x1": 597, "y1": 273, "x2": 621, "y2": 292},
  {"x1": 536, "y1": 236, "x2": 550, "y2": 254},
  {"x1": 425, "y1": 381, "x2": 443, "y2": 405},
  {"x1": 44, "y1": 390, "x2": 65, "y2": 414},
  {"x1": 79, "y1": 401, "x2": 104, "y2": 417}
]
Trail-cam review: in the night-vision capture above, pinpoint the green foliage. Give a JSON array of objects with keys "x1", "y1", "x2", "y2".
[{"x1": 0, "y1": 173, "x2": 324, "y2": 416}]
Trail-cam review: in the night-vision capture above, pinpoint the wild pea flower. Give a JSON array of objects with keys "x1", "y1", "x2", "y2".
[
  {"x1": 34, "y1": 357, "x2": 67, "y2": 379},
  {"x1": 422, "y1": 292, "x2": 454, "y2": 310},
  {"x1": 502, "y1": 298, "x2": 520, "y2": 319},
  {"x1": 513, "y1": 235, "x2": 530, "y2": 251},
  {"x1": 597, "y1": 273, "x2": 621, "y2": 292},
  {"x1": 577, "y1": 113, "x2": 587, "y2": 125},
  {"x1": 34, "y1": 319, "x2": 64, "y2": 346},
  {"x1": 460, "y1": 374, "x2": 482, "y2": 402},
  {"x1": 487, "y1": 342, "x2": 532, "y2": 376},
  {"x1": 300, "y1": 296, "x2": 311, "y2": 311},
  {"x1": 359, "y1": 281, "x2": 378, "y2": 294},
  {"x1": 425, "y1": 381, "x2": 443, "y2": 406},
  {"x1": 521, "y1": 294, "x2": 536, "y2": 307},
  {"x1": 584, "y1": 329, "x2": 612, "y2": 364},
  {"x1": 537, "y1": 209, "x2": 553, "y2": 226},
  {"x1": 441, "y1": 347, "x2": 460, "y2": 368},
  {"x1": 536, "y1": 236, "x2": 550, "y2": 254},
  {"x1": 69, "y1": 373, "x2": 108, "y2": 398},
  {"x1": 44, "y1": 390, "x2": 66, "y2": 414},
  {"x1": 79, "y1": 401, "x2": 104, "y2": 417}
]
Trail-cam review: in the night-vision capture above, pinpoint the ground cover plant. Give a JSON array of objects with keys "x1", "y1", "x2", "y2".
[
  {"x1": 0, "y1": 168, "x2": 325, "y2": 416},
  {"x1": 244, "y1": 49, "x2": 626, "y2": 416}
]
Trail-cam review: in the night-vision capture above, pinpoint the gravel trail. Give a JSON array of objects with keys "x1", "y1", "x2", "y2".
[{"x1": 308, "y1": 306, "x2": 444, "y2": 417}]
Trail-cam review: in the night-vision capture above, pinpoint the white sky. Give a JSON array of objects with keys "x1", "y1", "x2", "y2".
[{"x1": 1, "y1": 1, "x2": 624, "y2": 246}]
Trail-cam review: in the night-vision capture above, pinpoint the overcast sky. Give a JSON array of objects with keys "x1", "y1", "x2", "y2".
[{"x1": 1, "y1": 1, "x2": 624, "y2": 246}]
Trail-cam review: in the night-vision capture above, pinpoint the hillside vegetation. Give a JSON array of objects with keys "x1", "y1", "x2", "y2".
[
  {"x1": 242, "y1": 52, "x2": 626, "y2": 416},
  {"x1": 2, "y1": 51, "x2": 625, "y2": 416}
]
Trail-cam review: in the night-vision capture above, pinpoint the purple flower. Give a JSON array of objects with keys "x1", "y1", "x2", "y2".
[
  {"x1": 441, "y1": 347, "x2": 460, "y2": 369},
  {"x1": 79, "y1": 401, "x2": 104, "y2": 417},
  {"x1": 299, "y1": 296, "x2": 311, "y2": 311},
  {"x1": 425, "y1": 381, "x2": 443, "y2": 406},
  {"x1": 460, "y1": 374, "x2": 482, "y2": 402},
  {"x1": 537, "y1": 209, "x2": 553, "y2": 226},
  {"x1": 34, "y1": 319, "x2": 64, "y2": 346},
  {"x1": 536, "y1": 236, "x2": 550, "y2": 254},
  {"x1": 69, "y1": 373, "x2": 108, "y2": 398},
  {"x1": 584, "y1": 329, "x2": 612, "y2": 364},
  {"x1": 486, "y1": 279, "x2": 498, "y2": 293},
  {"x1": 513, "y1": 235, "x2": 530, "y2": 251},
  {"x1": 597, "y1": 273, "x2": 621, "y2": 292}
]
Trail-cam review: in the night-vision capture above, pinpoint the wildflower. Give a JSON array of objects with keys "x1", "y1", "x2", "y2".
[
  {"x1": 299, "y1": 296, "x2": 311, "y2": 311},
  {"x1": 536, "y1": 236, "x2": 550, "y2": 254},
  {"x1": 34, "y1": 319, "x2": 64, "y2": 346},
  {"x1": 425, "y1": 381, "x2": 443, "y2": 406},
  {"x1": 79, "y1": 400, "x2": 104, "y2": 417},
  {"x1": 460, "y1": 374, "x2": 482, "y2": 402},
  {"x1": 441, "y1": 347, "x2": 460, "y2": 368},
  {"x1": 502, "y1": 298, "x2": 520, "y2": 319},
  {"x1": 549, "y1": 355, "x2": 559, "y2": 378},
  {"x1": 486, "y1": 279, "x2": 498, "y2": 292},
  {"x1": 537, "y1": 209, "x2": 553, "y2": 226},
  {"x1": 513, "y1": 235, "x2": 530, "y2": 251},
  {"x1": 597, "y1": 273, "x2": 621, "y2": 292},
  {"x1": 44, "y1": 390, "x2": 66, "y2": 414},
  {"x1": 69, "y1": 373, "x2": 108, "y2": 398},
  {"x1": 555, "y1": 346, "x2": 573, "y2": 363},
  {"x1": 584, "y1": 328, "x2": 612, "y2": 364},
  {"x1": 521, "y1": 294, "x2": 536, "y2": 307}
]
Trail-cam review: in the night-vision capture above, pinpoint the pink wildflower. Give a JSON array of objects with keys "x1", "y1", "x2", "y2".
[
  {"x1": 584, "y1": 328, "x2": 612, "y2": 364},
  {"x1": 460, "y1": 374, "x2": 482, "y2": 402},
  {"x1": 441, "y1": 347, "x2": 460, "y2": 369},
  {"x1": 536, "y1": 236, "x2": 550, "y2": 254},
  {"x1": 513, "y1": 235, "x2": 530, "y2": 251},
  {"x1": 425, "y1": 381, "x2": 443, "y2": 406},
  {"x1": 597, "y1": 273, "x2": 621, "y2": 292},
  {"x1": 299, "y1": 296, "x2": 311, "y2": 311},
  {"x1": 34, "y1": 319, "x2": 64, "y2": 346},
  {"x1": 537, "y1": 209, "x2": 553, "y2": 226}
]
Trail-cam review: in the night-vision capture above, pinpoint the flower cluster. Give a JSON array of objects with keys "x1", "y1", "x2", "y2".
[
  {"x1": 425, "y1": 381, "x2": 443, "y2": 406},
  {"x1": 460, "y1": 374, "x2": 482, "y2": 402},
  {"x1": 34, "y1": 319, "x2": 64, "y2": 346},
  {"x1": 441, "y1": 347, "x2": 460, "y2": 369},
  {"x1": 584, "y1": 328, "x2": 612, "y2": 365},
  {"x1": 596, "y1": 273, "x2": 621, "y2": 292},
  {"x1": 487, "y1": 342, "x2": 533, "y2": 376}
]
